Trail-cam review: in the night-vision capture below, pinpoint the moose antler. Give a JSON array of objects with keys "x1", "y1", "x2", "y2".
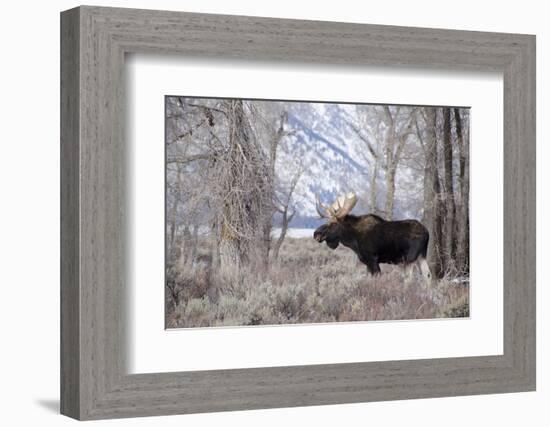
[
  {"x1": 316, "y1": 192, "x2": 357, "y2": 220},
  {"x1": 331, "y1": 192, "x2": 357, "y2": 218},
  {"x1": 315, "y1": 195, "x2": 336, "y2": 219}
]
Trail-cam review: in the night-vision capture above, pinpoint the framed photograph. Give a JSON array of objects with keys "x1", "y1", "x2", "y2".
[
  {"x1": 61, "y1": 6, "x2": 536, "y2": 420},
  {"x1": 164, "y1": 96, "x2": 470, "y2": 330}
]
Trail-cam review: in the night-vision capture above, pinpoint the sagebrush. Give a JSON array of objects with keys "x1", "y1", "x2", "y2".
[{"x1": 166, "y1": 237, "x2": 469, "y2": 328}]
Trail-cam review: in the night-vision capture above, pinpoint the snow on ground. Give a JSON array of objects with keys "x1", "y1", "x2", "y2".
[{"x1": 271, "y1": 227, "x2": 315, "y2": 239}]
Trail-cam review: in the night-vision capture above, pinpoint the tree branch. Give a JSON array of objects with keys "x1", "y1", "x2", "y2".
[
  {"x1": 167, "y1": 153, "x2": 216, "y2": 164},
  {"x1": 347, "y1": 120, "x2": 379, "y2": 159}
]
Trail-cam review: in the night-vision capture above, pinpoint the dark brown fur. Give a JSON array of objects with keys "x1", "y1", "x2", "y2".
[{"x1": 313, "y1": 214, "x2": 430, "y2": 275}]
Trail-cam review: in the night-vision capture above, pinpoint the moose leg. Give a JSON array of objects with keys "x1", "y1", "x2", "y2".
[
  {"x1": 357, "y1": 252, "x2": 381, "y2": 276},
  {"x1": 417, "y1": 256, "x2": 433, "y2": 287},
  {"x1": 404, "y1": 263, "x2": 415, "y2": 283},
  {"x1": 365, "y1": 259, "x2": 381, "y2": 276}
]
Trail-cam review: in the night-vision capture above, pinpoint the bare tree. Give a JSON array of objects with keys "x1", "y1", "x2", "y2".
[
  {"x1": 259, "y1": 110, "x2": 294, "y2": 267},
  {"x1": 419, "y1": 107, "x2": 444, "y2": 277},
  {"x1": 454, "y1": 108, "x2": 469, "y2": 273},
  {"x1": 218, "y1": 100, "x2": 271, "y2": 273},
  {"x1": 351, "y1": 106, "x2": 417, "y2": 219},
  {"x1": 165, "y1": 98, "x2": 272, "y2": 273},
  {"x1": 441, "y1": 107, "x2": 456, "y2": 273},
  {"x1": 348, "y1": 108, "x2": 382, "y2": 215},
  {"x1": 167, "y1": 165, "x2": 181, "y2": 252},
  {"x1": 272, "y1": 165, "x2": 303, "y2": 261},
  {"x1": 417, "y1": 106, "x2": 469, "y2": 278}
]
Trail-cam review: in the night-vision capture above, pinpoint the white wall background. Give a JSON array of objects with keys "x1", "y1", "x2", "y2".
[{"x1": 0, "y1": 0, "x2": 546, "y2": 425}]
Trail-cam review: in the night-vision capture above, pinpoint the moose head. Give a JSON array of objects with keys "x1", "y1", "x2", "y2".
[{"x1": 313, "y1": 192, "x2": 358, "y2": 250}]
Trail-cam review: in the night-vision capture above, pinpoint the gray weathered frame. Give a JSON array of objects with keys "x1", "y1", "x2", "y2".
[{"x1": 60, "y1": 5, "x2": 536, "y2": 420}]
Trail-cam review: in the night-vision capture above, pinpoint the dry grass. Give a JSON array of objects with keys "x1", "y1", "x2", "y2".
[{"x1": 166, "y1": 237, "x2": 469, "y2": 328}]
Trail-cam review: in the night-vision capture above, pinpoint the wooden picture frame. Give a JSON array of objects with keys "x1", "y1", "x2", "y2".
[{"x1": 60, "y1": 5, "x2": 536, "y2": 420}]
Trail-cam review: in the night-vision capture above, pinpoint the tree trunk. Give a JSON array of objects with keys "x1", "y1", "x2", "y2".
[
  {"x1": 384, "y1": 165, "x2": 396, "y2": 220},
  {"x1": 218, "y1": 100, "x2": 271, "y2": 274},
  {"x1": 178, "y1": 226, "x2": 191, "y2": 271},
  {"x1": 454, "y1": 108, "x2": 469, "y2": 274},
  {"x1": 167, "y1": 166, "x2": 181, "y2": 261},
  {"x1": 211, "y1": 217, "x2": 221, "y2": 271},
  {"x1": 422, "y1": 108, "x2": 443, "y2": 278},
  {"x1": 190, "y1": 224, "x2": 199, "y2": 264},
  {"x1": 380, "y1": 106, "x2": 410, "y2": 221},
  {"x1": 272, "y1": 164, "x2": 301, "y2": 262},
  {"x1": 442, "y1": 107, "x2": 456, "y2": 273},
  {"x1": 260, "y1": 112, "x2": 288, "y2": 270},
  {"x1": 219, "y1": 100, "x2": 249, "y2": 273},
  {"x1": 369, "y1": 158, "x2": 379, "y2": 213},
  {"x1": 271, "y1": 209, "x2": 295, "y2": 261}
]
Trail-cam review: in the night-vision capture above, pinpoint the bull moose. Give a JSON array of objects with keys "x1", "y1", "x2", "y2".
[{"x1": 313, "y1": 193, "x2": 432, "y2": 281}]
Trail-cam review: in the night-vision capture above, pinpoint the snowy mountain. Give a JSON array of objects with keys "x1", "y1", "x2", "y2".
[{"x1": 271, "y1": 101, "x2": 424, "y2": 229}]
